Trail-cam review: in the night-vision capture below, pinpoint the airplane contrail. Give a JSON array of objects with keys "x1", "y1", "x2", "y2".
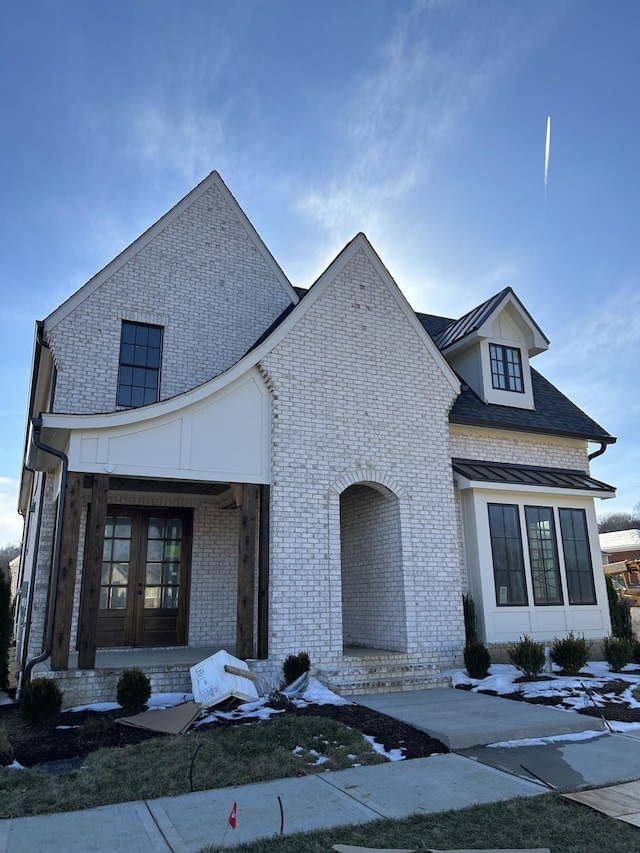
[{"x1": 544, "y1": 116, "x2": 551, "y2": 194}]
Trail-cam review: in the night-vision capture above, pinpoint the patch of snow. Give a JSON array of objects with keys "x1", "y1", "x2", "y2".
[
  {"x1": 55, "y1": 725, "x2": 80, "y2": 730},
  {"x1": 487, "y1": 730, "x2": 607, "y2": 749},
  {"x1": 66, "y1": 702, "x2": 121, "y2": 713},
  {"x1": 147, "y1": 693, "x2": 193, "y2": 709},
  {"x1": 363, "y1": 734, "x2": 405, "y2": 762},
  {"x1": 3, "y1": 760, "x2": 25, "y2": 770},
  {"x1": 290, "y1": 677, "x2": 351, "y2": 707},
  {"x1": 310, "y1": 755, "x2": 329, "y2": 765}
]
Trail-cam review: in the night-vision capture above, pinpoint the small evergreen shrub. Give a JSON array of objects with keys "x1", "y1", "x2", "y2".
[
  {"x1": 507, "y1": 635, "x2": 546, "y2": 679},
  {"x1": 0, "y1": 726, "x2": 12, "y2": 767},
  {"x1": 21, "y1": 677, "x2": 63, "y2": 725},
  {"x1": 0, "y1": 570, "x2": 11, "y2": 692},
  {"x1": 282, "y1": 651, "x2": 311, "y2": 686},
  {"x1": 463, "y1": 641, "x2": 491, "y2": 679},
  {"x1": 550, "y1": 632, "x2": 591, "y2": 675},
  {"x1": 632, "y1": 640, "x2": 640, "y2": 666},
  {"x1": 462, "y1": 593, "x2": 477, "y2": 644},
  {"x1": 603, "y1": 636, "x2": 633, "y2": 673},
  {"x1": 606, "y1": 576, "x2": 635, "y2": 640},
  {"x1": 116, "y1": 667, "x2": 151, "y2": 712}
]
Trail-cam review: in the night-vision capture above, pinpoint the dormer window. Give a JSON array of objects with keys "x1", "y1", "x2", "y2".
[{"x1": 489, "y1": 344, "x2": 523, "y2": 393}]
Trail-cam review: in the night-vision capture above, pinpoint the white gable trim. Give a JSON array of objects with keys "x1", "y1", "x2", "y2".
[
  {"x1": 478, "y1": 290, "x2": 548, "y2": 355},
  {"x1": 36, "y1": 367, "x2": 271, "y2": 484},
  {"x1": 45, "y1": 172, "x2": 298, "y2": 330}
]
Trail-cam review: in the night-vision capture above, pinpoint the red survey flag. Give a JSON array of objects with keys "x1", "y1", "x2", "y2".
[{"x1": 228, "y1": 802, "x2": 237, "y2": 829}]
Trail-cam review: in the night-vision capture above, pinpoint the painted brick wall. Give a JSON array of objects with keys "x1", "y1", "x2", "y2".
[
  {"x1": 261, "y1": 246, "x2": 466, "y2": 671},
  {"x1": 25, "y1": 475, "x2": 57, "y2": 663},
  {"x1": 47, "y1": 181, "x2": 293, "y2": 414},
  {"x1": 340, "y1": 484, "x2": 406, "y2": 650},
  {"x1": 450, "y1": 428, "x2": 590, "y2": 471}
]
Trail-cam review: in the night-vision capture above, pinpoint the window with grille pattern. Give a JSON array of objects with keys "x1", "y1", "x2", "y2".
[{"x1": 117, "y1": 321, "x2": 162, "y2": 407}]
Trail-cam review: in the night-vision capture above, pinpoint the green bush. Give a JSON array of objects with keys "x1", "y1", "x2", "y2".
[
  {"x1": 606, "y1": 576, "x2": 635, "y2": 640},
  {"x1": 116, "y1": 667, "x2": 151, "y2": 712},
  {"x1": 462, "y1": 593, "x2": 477, "y2": 644},
  {"x1": 603, "y1": 636, "x2": 633, "y2": 673},
  {"x1": 21, "y1": 677, "x2": 63, "y2": 725},
  {"x1": 282, "y1": 651, "x2": 311, "y2": 686},
  {"x1": 0, "y1": 570, "x2": 11, "y2": 692},
  {"x1": 507, "y1": 635, "x2": 546, "y2": 679},
  {"x1": 632, "y1": 640, "x2": 640, "y2": 665},
  {"x1": 550, "y1": 632, "x2": 591, "y2": 675},
  {"x1": 463, "y1": 641, "x2": 491, "y2": 679}
]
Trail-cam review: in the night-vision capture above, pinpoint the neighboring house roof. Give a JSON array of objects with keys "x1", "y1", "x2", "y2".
[
  {"x1": 452, "y1": 459, "x2": 616, "y2": 494},
  {"x1": 599, "y1": 529, "x2": 640, "y2": 553}
]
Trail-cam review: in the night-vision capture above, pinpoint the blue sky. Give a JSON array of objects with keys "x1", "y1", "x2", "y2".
[{"x1": 1, "y1": 0, "x2": 638, "y2": 544}]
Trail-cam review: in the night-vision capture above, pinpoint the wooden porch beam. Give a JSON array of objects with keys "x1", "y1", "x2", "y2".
[
  {"x1": 236, "y1": 484, "x2": 259, "y2": 660},
  {"x1": 257, "y1": 484, "x2": 270, "y2": 660},
  {"x1": 50, "y1": 471, "x2": 84, "y2": 671},
  {"x1": 77, "y1": 474, "x2": 110, "y2": 669}
]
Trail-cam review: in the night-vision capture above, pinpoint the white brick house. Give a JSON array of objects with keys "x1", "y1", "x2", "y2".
[{"x1": 15, "y1": 172, "x2": 616, "y2": 705}]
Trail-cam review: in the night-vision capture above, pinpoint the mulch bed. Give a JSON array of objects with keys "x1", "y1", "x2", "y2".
[{"x1": 0, "y1": 699, "x2": 448, "y2": 769}]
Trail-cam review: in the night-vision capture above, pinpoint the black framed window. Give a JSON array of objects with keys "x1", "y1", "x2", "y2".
[
  {"x1": 488, "y1": 503, "x2": 528, "y2": 606},
  {"x1": 489, "y1": 344, "x2": 524, "y2": 392},
  {"x1": 525, "y1": 506, "x2": 563, "y2": 605},
  {"x1": 117, "y1": 321, "x2": 162, "y2": 407},
  {"x1": 559, "y1": 508, "x2": 596, "y2": 604}
]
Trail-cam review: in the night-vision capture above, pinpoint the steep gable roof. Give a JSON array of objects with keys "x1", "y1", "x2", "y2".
[
  {"x1": 246, "y1": 233, "x2": 460, "y2": 393},
  {"x1": 433, "y1": 286, "x2": 549, "y2": 355},
  {"x1": 45, "y1": 171, "x2": 298, "y2": 329}
]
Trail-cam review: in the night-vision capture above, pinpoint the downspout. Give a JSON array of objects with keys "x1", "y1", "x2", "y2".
[
  {"x1": 20, "y1": 420, "x2": 69, "y2": 691},
  {"x1": 588, "y1": 441, "x2": 608, "y2": 462}
]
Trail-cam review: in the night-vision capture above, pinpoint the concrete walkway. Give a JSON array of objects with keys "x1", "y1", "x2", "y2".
[
  {"x1": 351, "y1": 687, "x2": 607, "y2": 749},
  {"x1": 2, "y1": 688, "x2": 640, "y2": 852}
]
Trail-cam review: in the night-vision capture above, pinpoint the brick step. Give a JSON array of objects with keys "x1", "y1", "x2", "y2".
[{"x1": 317, "y1": 663, "x2": 451, "y2": 696}]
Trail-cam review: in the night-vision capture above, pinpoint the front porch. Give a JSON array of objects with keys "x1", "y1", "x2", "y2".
[{"x1": 33, "y1": 645, "x2": 235, "y2": 709}]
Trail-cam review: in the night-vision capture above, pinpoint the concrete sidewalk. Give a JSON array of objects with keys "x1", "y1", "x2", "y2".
[
  {"x1": 351, "y1": 687, "x2": 607, "y2": 749},
  {"x1": 0, "y1": 754, "x2": 544, "y2": 852},
  {"x1": 2, "y1": 687, "x2": 639, "y2": 852}
]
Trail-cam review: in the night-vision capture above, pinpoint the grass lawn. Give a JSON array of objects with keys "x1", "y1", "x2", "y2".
[
  {"x1": 201, "y1": 793, "x2": 640, "y2": 853},
  {"x1": 0, "y1": 715, "x2": 386, "y2": 819}
]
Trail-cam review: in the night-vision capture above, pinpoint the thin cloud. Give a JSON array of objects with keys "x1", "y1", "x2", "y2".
[{"x1": 297, "y1": 1, "x2": 553, "y2": 244}]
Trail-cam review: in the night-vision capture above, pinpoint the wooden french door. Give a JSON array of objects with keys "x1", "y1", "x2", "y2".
[{"x1": 96, "y1": 507, "x2": 192, "y2": 647}]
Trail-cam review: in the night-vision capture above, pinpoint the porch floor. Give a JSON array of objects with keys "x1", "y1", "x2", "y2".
[{"x1": 64, "y1": 645, "x2": 232, "y2": 670}]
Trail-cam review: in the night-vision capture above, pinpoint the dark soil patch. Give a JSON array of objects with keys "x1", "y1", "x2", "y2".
[
  {"x1": 291, "y1": 702, "x2": 448, "y2": 759},
  {"x1": 578, "y1": 705, "x2": 640, "y2": 723},
  {"x1": 513, "y1": 675, "x2": 556, "y2": 683},
  {"x1": 0, "y1": 699, "x2": 447, "y2": 768}
]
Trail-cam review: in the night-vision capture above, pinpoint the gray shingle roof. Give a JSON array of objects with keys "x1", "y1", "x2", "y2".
[
  {"x1": 246, "y1": 285, "x2": 615, "y2": 446},
  {"x1": 415, "y1": 310, "x2": 614, "y2": 444}
]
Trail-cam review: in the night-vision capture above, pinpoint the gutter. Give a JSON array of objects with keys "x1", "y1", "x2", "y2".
[
  {"x1": 588, "y1": 441, "x2": 609, "y2": 462},
  {"x1": 19, "y1": 420, "x2": 69, "y2": 694}
]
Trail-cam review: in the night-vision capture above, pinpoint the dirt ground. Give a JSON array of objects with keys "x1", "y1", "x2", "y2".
[{"x1": 0, "y1": 699, "x2": 449, "y2": 768}]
